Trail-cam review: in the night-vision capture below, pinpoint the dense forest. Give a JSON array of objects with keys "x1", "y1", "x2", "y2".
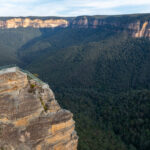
[{"x1": 0, "y1": 14, "x2": 150, "y2": 150}]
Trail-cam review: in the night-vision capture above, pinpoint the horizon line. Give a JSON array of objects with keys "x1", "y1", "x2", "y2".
[{"x1": 0, "y1": 12, "x2": 150, "y2": 18}]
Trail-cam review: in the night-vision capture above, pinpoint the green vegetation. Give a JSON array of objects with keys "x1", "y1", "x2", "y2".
[
  {"x1": 30, "y1": 83, "x2": 36, "y2": 89},
  {"x1": 55, "y1": 88, "x2": 150, "y2": 150},
  {"x1": 0, "y1": 14, "x2": 150, "y2": 150},
  {"x1": 24, "y1": 27, "x2": 150, "y2": 150},
  {"x1": 40, "y1": 97, "x2": 48, "y2": 112},
  {"x1": 0, "y1": 28, "x2": 41, "y2": 65}
]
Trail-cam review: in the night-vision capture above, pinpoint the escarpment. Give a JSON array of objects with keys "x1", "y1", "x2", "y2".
[
  {"x1": 71, "y1": 16, "x2": 150, "y2": 38},
  {"x1": 128, "y1": 21, "x2": 150, "y2": 38},
  {"x1": 0, "y1": 67, "x2": 78, "y2": 150},
  {"x1": 0, "y1": 18, "x2": 69, "y2": 28},
  {"x1": 0, "y1": 15, "x2": 150, "y2": 38}
]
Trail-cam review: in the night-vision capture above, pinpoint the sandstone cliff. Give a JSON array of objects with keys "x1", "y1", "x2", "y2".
[
  {"x1": 128, "y1": 21, "x2": 150, "y2": 38},
  {"x1": 0, "y1": 16, "x2": 150, "y2": 38},
  {"x1": 71, "y1": 16, "x2": 150, "y2": 38},
  {"x1": 0, "y1": 67, "x2": 78, "y2": 150},
  {"x1": 0, "y1": 18, "x2": 69, "y2": 28}
]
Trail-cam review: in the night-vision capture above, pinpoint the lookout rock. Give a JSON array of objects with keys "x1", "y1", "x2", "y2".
[{"x1": 0, "y1": 67, "x2": 78, "y2": 150}]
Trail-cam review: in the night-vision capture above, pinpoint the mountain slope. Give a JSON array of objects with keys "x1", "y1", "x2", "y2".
[
  {"x1": 25, "y1": 33, "x2": 150, "y2": 92},
  {"x1": 0, "y1": 28, "x2": 41, "y2": 65},
  {"x1": 21, "y1": 26, "x2": 150, "y2": 150}
]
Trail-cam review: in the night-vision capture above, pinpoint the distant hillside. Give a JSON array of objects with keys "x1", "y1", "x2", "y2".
[
  {"x1": 0, "y1": 14, "x2": 150, "y2": 38},
  {"x1": 0, "y1": 28, "x2": 41, "y2": 65}
]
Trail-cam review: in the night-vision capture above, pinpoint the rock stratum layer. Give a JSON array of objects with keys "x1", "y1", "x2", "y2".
[
  {"x1": 1, "y1": 15, "x2": 150, "y2": 38},
  {"x1": 0, "y1": 67, "x2": 78, "y2": 150},
  {"x1": 71, "y1": 16, "x2": 150, "y2": 38},
  {"x1": 0, "y1": 18, "x2": 68, "y2": 28}
]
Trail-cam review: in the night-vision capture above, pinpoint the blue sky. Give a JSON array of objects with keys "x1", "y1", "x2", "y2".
[{"x1": 0, "y1": 0, "x2": 150, "y2": 16}]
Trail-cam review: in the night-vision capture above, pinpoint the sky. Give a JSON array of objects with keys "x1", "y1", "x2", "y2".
[{"x1": 0, "y1": 0, "x2": 150, "y2": 16}]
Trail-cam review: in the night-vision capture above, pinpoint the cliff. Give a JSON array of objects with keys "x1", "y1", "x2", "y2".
[
  {"x1": 128, "y1": 21, "x2": 150, "y2": 38},
  {"x1": 0, "y1": 15, "x2": 150, "y2": 38},
  {"x1": 0, "y1": 18, "x2": 69, "y2": 28},
  {"x1": 0, "y1": 67, "x2": 78, "y2": 150},
  {"x1": 71, "y1": 16, "x2": 150, "y2": 38}
]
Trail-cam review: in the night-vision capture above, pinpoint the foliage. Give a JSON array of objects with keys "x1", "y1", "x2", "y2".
[{"x1": 40, "y1": 97, "x2": 48, "y2": 112}]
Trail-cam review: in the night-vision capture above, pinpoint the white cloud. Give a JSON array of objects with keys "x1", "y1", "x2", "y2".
[
  {"x1": 0, "y1": 0, "x2": 149, "y2": 16},
  {"x1": 65, "y1": 0, "x2": 150, "y2": 9},
  {"x1": 0, "y1": 0, "x2": 37, "y2": 3}
]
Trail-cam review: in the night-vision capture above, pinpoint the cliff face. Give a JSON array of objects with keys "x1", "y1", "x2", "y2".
[
  {"x1": 71, "y1": 16, "x2": 150, "y2": 38},
  {"x1": 71, "y1": 16, "x2": 118, "y2": 28},
  {"x1": 0, "y1": 67, "x2": 78, "y2": 150},
  {"x1": 128, "y1": 21, "x2": 150, "y2": 38},
  {"x1": 0, "y1": 18, "x2": 69, "y2": 28},
  {"x1": 0, "y1": 16, "x2": 150, "y2": 38}
]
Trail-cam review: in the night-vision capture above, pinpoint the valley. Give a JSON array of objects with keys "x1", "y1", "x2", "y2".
[{"x1": 0, "y1": 14, "x2": 150, "y2": 150}]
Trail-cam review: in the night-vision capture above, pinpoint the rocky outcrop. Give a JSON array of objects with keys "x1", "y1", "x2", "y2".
[
  {"x1": 128, "y1": 21, "x2": 150, "y2": 38},
  {"x1": 0, "y1": 18, "x2": 69, "y2": 28},
  {"x1": 0, "y1": 67, "x2": 78, "y2": 150}
]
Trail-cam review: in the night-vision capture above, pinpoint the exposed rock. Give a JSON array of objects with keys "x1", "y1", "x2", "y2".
[
  {"x1": 71, "y1": 16, "x2": 150, "y2": 38},
  {"x1": 128, "y1": 21, "x2": 150, "y2": 38},
  {"x1": 0, "y1": 67, "x2": 78, "y2": 150},
  {"x1": 71, "y1": 16, "x2": 119, "y2": 28},
  {"x1": 0, "y1": 18, "x2": 69, "y2": 28},
  {"x1": 1, "y1": 16, "x2": 150, "y2": 38}
]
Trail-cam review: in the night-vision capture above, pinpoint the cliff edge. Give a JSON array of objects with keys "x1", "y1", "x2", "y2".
[
  {"x1": 0, "y1": 67, "x2": 78, "y2": 150},
  {"x1": 0, "y1": 18, "x2": 68, "y2": 28}
]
